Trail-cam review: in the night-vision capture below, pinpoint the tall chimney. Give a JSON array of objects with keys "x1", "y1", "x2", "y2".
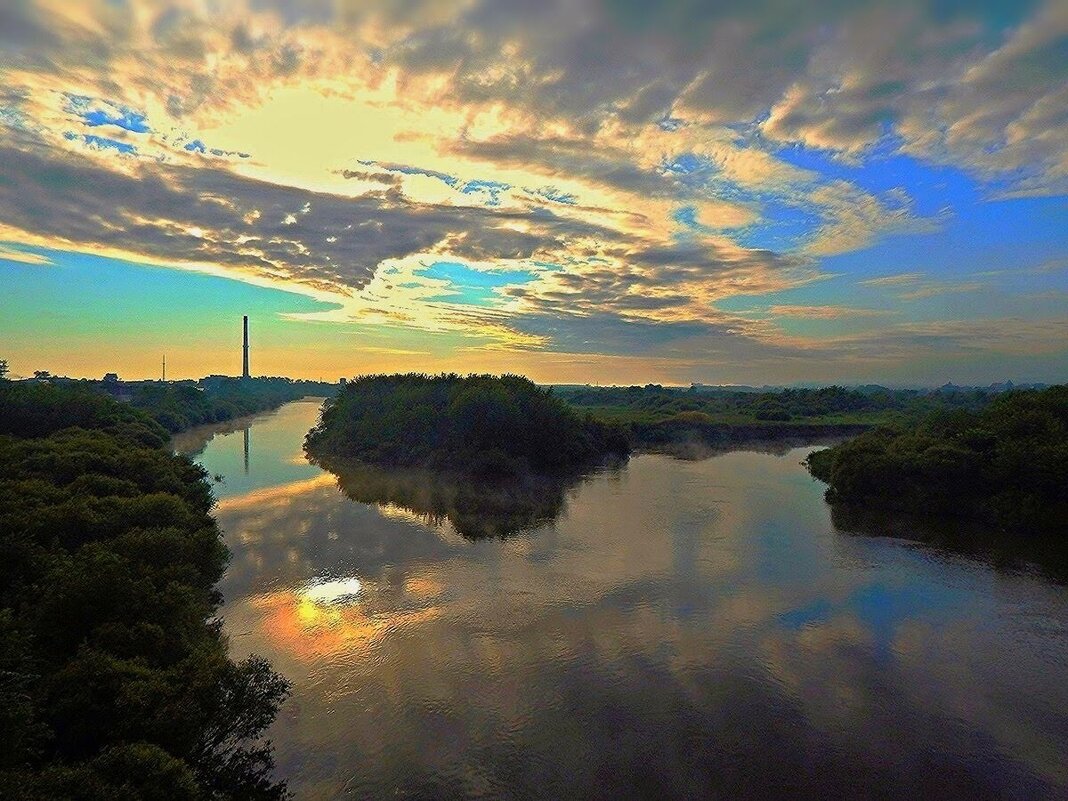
[{"x1": 242, "y1": 315, "x2": 250, "y2": 379}]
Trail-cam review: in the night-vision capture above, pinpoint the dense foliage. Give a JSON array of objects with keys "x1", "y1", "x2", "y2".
[
  {"x1": 128, "y1": 377, "x2": 335, "y2": 433},
  {"x1": 0, "y1": 380, "x2": 289, "y2": 800},
  {"x1": 557, "y1": 383, "x2": 1009, "y2": 451},
  {"x1": 806, "y1": 386, "x2": 1068, "y2": 537},
  {"x1": 558, "y1": 383, "x2": 998, "y2": 425},
  {"x1": 0, "y1": 381, "x2": 169, "y2": 444},
  {"x1": 306, "y1": 374, "x2": 630, "y2": 476},
  {"x1": 10, "y1": 375, "x2": 337, "y2": 435}
]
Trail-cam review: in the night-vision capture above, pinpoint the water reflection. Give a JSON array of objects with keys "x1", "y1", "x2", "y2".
[
  {"x1": 199, "y1": 402, "x2": 1068, "y2": 800},
  {"x1": 828, "y1": 504, "x2": 1068, "y2": 581},
  {"x1": 317, "y1": 457, "x2": 617, "y2": 539},
  {"x1": 302, "y1": 576, "x2": 363, "y2": 604},
  {"x1": 173, "y1": 399, "x2": 325, "y2": 500},
  {"x1": 248, "y1": 575, "x2": 442, "y2": 664}
]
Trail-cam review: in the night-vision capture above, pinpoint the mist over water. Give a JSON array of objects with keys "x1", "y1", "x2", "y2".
[{"x1": 180, "y1": 400, "x2": 1068, "y2": 800}]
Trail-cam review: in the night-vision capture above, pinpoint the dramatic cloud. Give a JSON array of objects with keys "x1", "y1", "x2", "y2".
[{"x1": 0, "y1": 0, "x2": 1065, "y2": 381}]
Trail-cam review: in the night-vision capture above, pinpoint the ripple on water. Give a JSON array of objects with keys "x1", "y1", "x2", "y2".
[{"x1": 193, "y1": 402, "x2": 1068, "y2": 800}]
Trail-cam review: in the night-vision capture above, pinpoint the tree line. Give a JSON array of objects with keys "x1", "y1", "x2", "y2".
[
  {"x1": 0, "y1": 379, "x2": 290, "y2": 799},
  {"x1": 128, "y1": 378, "x2": 333, "y2": 433},
  {"x1": 557, "y1": 383, "x2": 999, "y2": 425},
  {"x1": 806, "y1": 386, "x2": 1068, "y2": 540}
]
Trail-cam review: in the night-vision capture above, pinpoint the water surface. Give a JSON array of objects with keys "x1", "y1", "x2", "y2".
[{"x1": 180, "y1": 400, "x2": 1068, "y2": 799}]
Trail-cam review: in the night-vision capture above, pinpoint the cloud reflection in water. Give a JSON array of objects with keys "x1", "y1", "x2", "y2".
[{"x1": 203, "y1": 403, "x2": 1068, "y2": 799}]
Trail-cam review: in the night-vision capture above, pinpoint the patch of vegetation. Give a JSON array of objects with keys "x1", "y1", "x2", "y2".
[
  {"x1": 305, "y1": 374, "x2": 630, "y2": 477},
  {"x1": 806, "y1": 386, "x2": 1068, "y2": 541},
  {"x1": 128, "y1": 377, "x2": 333, "y2": 433},
  {"x1": 0, "y1": 380, "x2": 289, "y2": 799},
  {"x1": 557, "y1": 384, "x2": 1004, "y2": 451},
  {"x1": 12, "y1": 375, "x2": 338, "y2": 435},
  {"x1": 559, "y1": 383, "x2": 996, "y2": 425}
]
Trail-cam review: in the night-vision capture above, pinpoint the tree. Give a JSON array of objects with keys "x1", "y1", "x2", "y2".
[
  {"x1": 0, "y1": 382, "x2": 291, "y2": 797},
  {"x1": 0, "y1": 360, "x2": 7, "y2": 380}
]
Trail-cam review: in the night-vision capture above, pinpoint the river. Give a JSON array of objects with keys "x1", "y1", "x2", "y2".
[{"x1": 177, "y1": 399, "x2": 1068, "y2": 799}]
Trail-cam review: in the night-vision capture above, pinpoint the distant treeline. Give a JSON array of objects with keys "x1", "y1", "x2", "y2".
[
  {"x1": 558, "y1": 383, "x2": 998, "y2": 424},
  {"x1": 306, "y1": 373, "x2": 630, "y2": 478},
  {"x1": 129, "y1": 377, "x2": 335, "y2": 433},
  {"x1": 0, "y1": 380, "x2": 289, "y2": 799},
  {"x1": 806, "y1": 386, "x2": 1068, "y2": 539},
  {"x1": 21, "y1": 375, "x2": 339, "y2": 435},
  {"x1": 556, "y1": 384, "x2": 1006, "y2": 451}
]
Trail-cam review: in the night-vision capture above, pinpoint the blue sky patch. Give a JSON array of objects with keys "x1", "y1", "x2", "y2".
[
  {"x1": 83, "y1": 107, "x2": 150, "y2": 133},
  {"x1": 461, "y1": 179, "x2": 511, "y2": 206},
  {"x1": 419, "y1": 261, "x2": 536, "y2": 307},
  {"x1": 66, "y1": 94, "x2": 150, "y2": 134},
  {"x1": 64, "y1": 132, "x2": 136, "y2": 155}
]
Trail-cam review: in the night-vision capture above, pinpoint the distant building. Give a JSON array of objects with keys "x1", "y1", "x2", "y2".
[
  {"x1": 242, "y1": 315, "x2": 250, "y2": 379},
  {"x1": 103, "y1": 372, "x2": 119, "y2": 383}
]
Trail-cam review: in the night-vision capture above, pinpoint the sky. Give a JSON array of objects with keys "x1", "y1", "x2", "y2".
[{"x1": 0, "y1": 0, "x2": 1066, "y2": 385}]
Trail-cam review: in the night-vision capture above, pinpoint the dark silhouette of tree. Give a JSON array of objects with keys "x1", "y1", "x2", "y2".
[
  {"x1": 306, "y1": 373, "x2": 630, "y2": 476},
  {"x1": 0, "y1": 381, "x2": 290, "y2": 799},
  {"x1": 806, "y1": 386, "x2": 1068, "y2": 540}
]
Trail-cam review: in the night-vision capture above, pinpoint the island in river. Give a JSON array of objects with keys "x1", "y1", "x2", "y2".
[{"x1": 305, "y1": 373, "x2": 630, "y2": 479}]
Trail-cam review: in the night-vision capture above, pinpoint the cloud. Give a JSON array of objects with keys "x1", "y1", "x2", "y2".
[
  {"x1": 860, "y1": 272, "x2": 926, "y2": 287},
  {"x1": 0, "y1": 131, "x2": 640, "y2": 300},
  {"x1": 764, "y1": 305, "x2": 892, "y2": 319},
  {"x1": 859, "y1": 272, "x2": 986, "y2": 300},
  {"x1": 0, "y1": 244, "x2": 53, "y2": 265},
  {"x1": 0, "y1": 0, "x2": 1064, "y2": 381}
]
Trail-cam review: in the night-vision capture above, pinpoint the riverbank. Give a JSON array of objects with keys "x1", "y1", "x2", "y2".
[
  {"x1": 806, "y1": 385, "x2": 1068, "y2": 567},
  {"x1": 0, "y1": 380, "x2": 290, "y2": 798}
]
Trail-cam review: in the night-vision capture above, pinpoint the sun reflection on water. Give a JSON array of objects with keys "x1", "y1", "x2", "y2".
[
  {"x1": 302, "y1": 576, "x2": 363, "y2": 604},
  {"x1": 251, "y1": 572, "x2": 444, "y2": 663}
]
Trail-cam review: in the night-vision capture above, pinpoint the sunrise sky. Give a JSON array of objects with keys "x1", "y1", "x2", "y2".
[{"x1": 1, "y1": 0, "x2": 1066, "y2": 384}]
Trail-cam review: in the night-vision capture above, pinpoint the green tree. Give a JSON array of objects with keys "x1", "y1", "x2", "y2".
[
  {"x1": 805, "y1": 385, "x2": 1068, "y2": 544},
  {"x1": 0, "y1": 382, "x2": 291, "y2": 798}
]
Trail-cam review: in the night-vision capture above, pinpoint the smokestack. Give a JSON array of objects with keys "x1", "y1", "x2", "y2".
[{"x1": 242, "y1": 315, "x2": 250, "y2": 379}]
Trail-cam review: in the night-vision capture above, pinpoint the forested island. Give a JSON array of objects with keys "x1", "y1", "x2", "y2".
[
  {"x1": 305, "y1": 373, "x2": 630, "y2": 478},
  {"x1": 806, "y1": 386, "x2": 1068, "y2": 566},
  {"x1": 0, "y1": 380, "x2": 289, "y2": 799}
]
